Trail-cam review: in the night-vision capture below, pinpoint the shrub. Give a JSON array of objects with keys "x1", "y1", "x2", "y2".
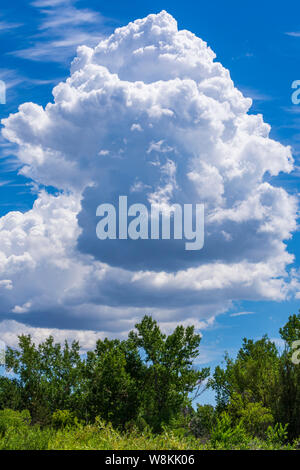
[
  {"x1": 0, "y1": 425, "x2": 53, "y2": 450},
  {"x1": 190, "y1": 404, "x2": 215, "y2": 438},
  {"x1": 0, "y1": 409, "x2": 31, "y2": 436},
  {"x1": 266, "y1": 423, "x2": 289, "y2": 447},
  {"x1": 227, "y1": 392, "x2": 274, "y2": 438},
  {"x1": 239, "y1": 402, "x2": 274, "y2": 438},
  {"x1": 52, "y1": 409, "x2": 78, "y2": 429},
  {"x1": 209, "y1": 412, "x2": 250, "y2": 449}
]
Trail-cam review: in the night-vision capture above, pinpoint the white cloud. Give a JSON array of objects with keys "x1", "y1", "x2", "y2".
[
  {"x1": 239, "y1": 86, "x2": 273, "y2": 102},
  {"x1": 12, "y1": 302, "x2": 32, "y2": 314},
  {"x1": 12, "y1": 0, "x2": 108, "y2": 63},
  {"x1": 0, "y1": 280, "x2": 12, "y2": 290},
  {"x1": 0, "y1": 11, "x2": 298, "y2": 347},
  {"x1": 0, "y1": 319, "x2": 106, "y2": 351},
  {"x1": 285, "y1": 32, "x2": 300, "y2": 37},
  {"x1": 0, "y1": 21, "x2": 22, "y2": 32},
  {"x1": 0, "y1": 12, "x2": 22, "y2": 34},
  {"x1": 230, "y1": 311, "x2": 255, "y2": 317}
]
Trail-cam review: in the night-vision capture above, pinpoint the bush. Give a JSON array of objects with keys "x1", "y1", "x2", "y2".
[
  {"x1": 0, "y1": 409, "x2": 31, "y2": 436},
  {"x1": 52, "y1": 409, "x2": 78, "y2": 429},
  {"x1": 209, "y1": 412, "x2": 250, "y2": 449},
  {"x1": 227, "y1": 392, "x2": 274, "y2": 438},
  {"x1": 266, "y1": 423, "x2": 289, "y2": 447},
  {"x1": 0, "y1": 425, "x2": 53, "y2": 450},
  {"x1": 239, "y1": 402, "x2": 274, "y2": 438},
  {"x1": 190, "y1": 404, "x2": 215, "y2": 438}
]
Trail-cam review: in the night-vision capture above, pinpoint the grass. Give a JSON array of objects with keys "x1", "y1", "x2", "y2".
[{"x1": 0, "y1": 420, "x2": 297, "y2": 450}]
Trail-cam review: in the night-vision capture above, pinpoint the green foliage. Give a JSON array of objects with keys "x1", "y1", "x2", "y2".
[
  {"x1": 266, "y1": 423, "x2": 289, "y2": 447},
  {"x1": 190, "y1": 404, "x2": 215, "y2": 438},
  {"x1": 211, "y1": 336, "x2": 280, "y2": 418},
  {"x1": 209, "y1": 412, "x2": 250, "y2": 450},
  {"x1": 0, "y1": 411, "x2": 296, "y2": 450},
  {"x1": 5, "y1": 335, "x2": 84, "y2": 424},
  {"x1": 0, "y1": 425, "x2": 54, "y2": 450},
  {"x1": 1, "y1": 313, "x2": 300, "y2": 449},
  {"x1": 52, "y1": 410, "x2": 78, "y2": 429},
  {"x1": 84, "y1": 337, "x2": 143, "y2": 427},
  {"x1": 227, "y1": 393, "x2": 274, "y2": 437},
  {"x1": 277, "y1": 312, "x2": 300, "y2": 440},
  {"x1": 0, "y1": 377, "x2": 22, "y2": 410},
  {"x1": 0, "y1": 409, "x2": 31, "y2": 436},
  {"x1": 128, "y1": 315, "x2": 209, "y2": 431},
  {"x1": 1, "y1": 315, "x2": 209, "y2": 433},
  {"x1": 0, "y1": 418, "x2": 295, "y2": 450},
  {"x1": 279, "y1": 312, "x2": 300, "y2": 346},
  {"x1": 239, "y1": 402, "x2": 274, "y2": 437}
]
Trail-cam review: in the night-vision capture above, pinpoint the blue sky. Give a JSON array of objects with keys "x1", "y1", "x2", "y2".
[{"x1": 0, "y1": 0, "x2": 300, "y2": 405}]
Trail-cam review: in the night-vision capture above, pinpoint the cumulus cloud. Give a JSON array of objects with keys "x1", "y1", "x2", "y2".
[
  {"x1": 0, "y1": 319, "x2": 106, "y2": 351},
  {"x1": 0, "y1": 11, "x2": 298, "y2": 347}
]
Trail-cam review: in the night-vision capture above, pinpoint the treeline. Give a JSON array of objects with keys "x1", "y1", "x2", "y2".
[
  {"x1": 1, "y1": 313, "x2": 300, "y2": 444},
  {"x1": 210, "y1": 312, "x2": 300, "y2": 441},
  {"x1": 0, "y1": 316, "x2": 209, "y2": 432}
]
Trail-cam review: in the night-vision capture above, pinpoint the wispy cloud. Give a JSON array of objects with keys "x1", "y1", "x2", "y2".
[
  {"x1": 0, "y1": 68, "x2": 60, "y2": 103},
  {"x1": 0, "y1": 69, "x2": 25, "y2": 93},
  {"x1": 240, "y1": 86, "x2": 273, "y2": 102},
  {"x1": 0, "y1": 180, "x2": 12, "y2": 187},
  {"x1": 282, "y1": 106, "x2": 300, "y2": 115},
  {"x1": 0, "y1": 21, "x2": 22, "y2": 32},
  {"x1": 285, "y1": 32, "x2": 300, "y2": 38},
  {"x1": 0, "y1": 12, "x2": 23, "y2": 33},
  {"x1": 230, "y1": 311, "x2": 255, "y2": 317},
  {"x1": 11, "y1": 0, "x2": 110, "y2": 63}
]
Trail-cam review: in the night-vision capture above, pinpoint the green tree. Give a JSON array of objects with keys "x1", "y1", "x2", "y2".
[
  {"x1": 227, "y1": 393, "x2": 273, "y2": 438},
  {"x1": 129, "y1": 315, "x2": 209, "y2": 431},
  {"x1": 5, "y1": 335, "x2": 84, "y2": 424},
  {"x1": 277, "y1": 312, "x2": 300, "y2": 439},
  {"x1": 84, "y1": 337, "x2": 143, "y2": 427},
  {"x1": 3, "y1": 315, "x2": 209, "y2": 432},
  {"x1": 0, "y1": 377, "x2": 22, "y2": 411},
  {"x1": 211, "y1": 336, "x2": 280, "y2": 419},
  {"x1": 279, "y1": 311, "x2": 300, "y2": 346},
  {"x1": 190, "y1": 404, "x2": 216, "y2": 438}
]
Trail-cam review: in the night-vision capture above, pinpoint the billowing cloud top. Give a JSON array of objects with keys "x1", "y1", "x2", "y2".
[{"x1": 0, "y1": 11, "x2": 298, "y2": 346}]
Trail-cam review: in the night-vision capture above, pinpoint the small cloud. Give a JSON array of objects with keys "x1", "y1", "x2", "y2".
[
  {"x1": 130, "y1": 180, "x2": 151, "y2": 193},
  {"x1": 285, "y1": 32, "x2": 300, "y2": 37},
  {"x1": 98, "y1": 150, "x2": 110, "y2": 156},
  {"x1": 12, "y1": 302, "x2": 32, "y2": 314},
  {"x1": 282, "y1": 106, "x2": 300, "y2": 115},
  {"x1": 240, "y1": 86, "x2": 272, "y2": 102},
  {"x1": 0, "y1": 21, "x2": 22, "y2": 32},
  {"x1": 230, "y1": 311, "x2": 255, "y2": 317},
  {"x1": 0, "y1": 180, "x2": 12, "y2": 187},
  {"x1": 221, "y1": 230, "x2": 233, "y2": 242},
  {"x1": 0, "y1": 280, "x2": 13, "y2": 290},
  {"x1": 147, "y1": 140, "x2": 174, "y2": 154},
  {"x1": 131, "y1": 124, "x2": 143, "y2": 132}
]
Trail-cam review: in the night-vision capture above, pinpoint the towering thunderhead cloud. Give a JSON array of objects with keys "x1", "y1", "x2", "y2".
[{"x1": 0, "y1": 11, "x2": 297, "y2": 344}]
